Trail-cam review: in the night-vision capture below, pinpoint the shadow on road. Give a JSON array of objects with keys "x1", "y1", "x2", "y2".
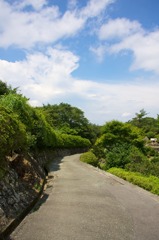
[
  {"x1": 30, "y1": 192, "x2": 49, "y2": 213},
  {"x1": 4, "y1": 157, "x2": 64, "y2": 240},
  {"x1": 30, "y1": 156, "x2": 64, "y2": 214},
  {"x1": 46, "y1": 156, "x2": 64, "y2": 172}
]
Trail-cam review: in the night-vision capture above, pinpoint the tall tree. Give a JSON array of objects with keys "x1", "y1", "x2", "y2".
[
  {"x1": 0, "y1": 80, "x2": 17, "y2": 96},
  {"x1": 130, "y1": 109, "x2": 148, "y2": 128},
  {"x1": 129, "y1": 109, "x2": 159, "y2": 138},
  {"x1": 97, "y1": 120, "x2": 144, "y2": 150},
  {"x1": 0, "y1": 80, "x2": 10, "y2": 96},
  {"x1": 37, "y1": 103, "x2": 99, "y2": 143}
]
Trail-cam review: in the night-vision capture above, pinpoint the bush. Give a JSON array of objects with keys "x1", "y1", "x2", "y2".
[
  {"x1": 96, "y1": 143, "x2": 148, "y2": 170},
  {"x1": 126, "y1": 161, "x2": 159, "y2": 178},
  {"x1": 0, "y1": 106, "x2": 27, "y2": 163},
  {"x1": 0, "y1": 93, "x2": 34, "y2": 130},
  {"x1": 143, "y1": 146, "x2": 158, "y2": 157},
  {"x1": 127, "y1": 146, "x2": 148, "y2": 163},
  {"x1": 0, "y1": 93, "x2": 59, "y2": 150},
  {"x1": 55, "y1": 132, "x2": 91, "y2": 149},
  {"x1": 108, "y1": 168, "x2": 159, "y2": 195},
  {"x1": 32, "y1": 110, "x2": 56, "y2": 148},
  {"x1": 0, "y1": 107, "x2": 27, "y2": 153},
  {"x1": 151, "y1": 156, "x2": 159, "y2": 163},
  {"x1": 80, "y1": 151, "x2": 98, "y2": 167}
]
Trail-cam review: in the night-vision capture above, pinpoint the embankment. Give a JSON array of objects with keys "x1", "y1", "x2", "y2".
[{"x1": 0, "y1": 148, "x2": 84, "y2": 239}]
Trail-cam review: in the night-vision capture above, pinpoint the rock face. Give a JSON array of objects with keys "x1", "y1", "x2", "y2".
[
  {"x1": 0, "y1": 148, "x2": 84, "y2": 235},
  {"x1": 0, "y1": 153, "x2": 45, "y2": 234}
]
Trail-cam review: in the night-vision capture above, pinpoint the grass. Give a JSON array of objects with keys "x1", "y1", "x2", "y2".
[{"x1": 108, "y1": 167, "x2": 159, "y2": 196}]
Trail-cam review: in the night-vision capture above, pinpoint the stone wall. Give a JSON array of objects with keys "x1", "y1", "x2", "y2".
[
  {"x1": 0, "y1": 148, "x2": 85, "y2": 238},
  {"x1": 0, "y1": 153, "x2": 45, "y2": 237}
]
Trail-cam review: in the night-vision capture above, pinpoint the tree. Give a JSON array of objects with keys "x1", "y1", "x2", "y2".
[
  {"x1": 95, "y1": 120, "x2": 144, "y2": 151},
  {"x1": 130, "y1": 109, "x2": 148, "y2": 128},
  {"x1": 129, "y1": 110, "x2": 159, "y2": 138},
  {"x1": 37, "y1": 103, "x2": 99, "y2": 143},
  {"x1": 136, "y1": 109, "x2": 147, "y2": 120},
  {"x1": 0, "y1": 80, "x2": 10, "y2": 96},
  {"x1": 0, "y1": 80, "x2": 18, "y2": 96}
]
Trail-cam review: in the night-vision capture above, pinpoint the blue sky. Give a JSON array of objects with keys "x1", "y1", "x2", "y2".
[{"x1": 0, "y1": 0, "x2": 159, "y2": 124}]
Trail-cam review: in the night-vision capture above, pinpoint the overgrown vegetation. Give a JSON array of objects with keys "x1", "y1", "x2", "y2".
[
  {"x1": 80, "y1": 110, "x2": 159, "y2": 195},
  {"x1": 37, "y1": 103, "x2": 100, "y2": 143},
  {"x1": 1, "y1": 80, "x2": 159, "y2": 196},
  {"x1": 0, "y1": 80, "x2": 92, "y2": 179},
  {"x1": 80, "y1": 151, "x2": 98, "y2": 167},
  {"x1": 108, "y1": 168, "x2": 159, "y2": 195}
]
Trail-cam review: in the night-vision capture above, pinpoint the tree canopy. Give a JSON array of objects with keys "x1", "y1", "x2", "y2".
[
  {"x1": 37, "y1": 103, "x2": 100, "y2": 143},
  {"x1": 99, "y1": 120, "x2": 144, "y2": 149},
  {"x1": 129, "y1": 109, "x2": 159, "y2": 139},
  {"x1": 0, "y1": 81, "x2": 91, "y2": 168}
]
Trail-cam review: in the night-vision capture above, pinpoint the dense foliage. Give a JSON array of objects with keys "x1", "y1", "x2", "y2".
[
  {"x1": 1, "y1": 80, "x2": 159, "y2": 195},
  {"x1": 0, "y1": 81, "x2": 91, "y2": 177},
  {"x1": 129, "y1": 109, "x2": 159, "y2": 139},
  {"x1": 0, "y1": 107, "x2": 27, "y2": 163},
  {"x1": 80, "y1": 151, "x2": 98, "y2": 167},
  {"x1": 80, "y1": 112, "x2": 159, "y2": 195},
  {"x1": 37, "y1": 103, "x2": 100, "y2": 143},
  {"x1": 108, "y1": 168, "x2": 159, "y2": 195}
]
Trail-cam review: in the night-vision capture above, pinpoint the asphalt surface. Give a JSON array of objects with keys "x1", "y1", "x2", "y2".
[{"x1": 10, "y1": 154, "x2": 159, "y2": 240}]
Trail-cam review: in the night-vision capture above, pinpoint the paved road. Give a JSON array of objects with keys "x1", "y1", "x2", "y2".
[{"x1": 10, "y1": 154, "x2": 159, "y2": 240}]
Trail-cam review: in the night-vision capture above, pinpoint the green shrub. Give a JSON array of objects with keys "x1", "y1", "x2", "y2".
[
  {"x1": 80, "y1": 151, "x2": 98, "y2": 167},
  {"x1": 126, "y1": 160, "x2": 159, "y2": 178},
  {"x1": 0, "y1": 107, "x2": 27, "y2": 154},
  {"x1": 0, "y1": 106, "x2": 27, "y2": 173},
  {"x1": 127, "y1": 146, "x2": 148, "y2": 163},
  {"x1": 55, "y1": 133, "x2": 91, "y2": 149},
  {"x1": 0, "y1": 93, "x2": 34, "y2": 130},
  {"x1": 143, "y1": 146, "x2": 158, "y2": 157},
  {"x1": 96, "y1": 142, "x2": 148, "y2": 170},
  {"x1": 98, "y1": 162, "x2": 107, "y2": 171},
  {"x1": 108, "y1": 168, "x2": 159, "y2": 195},
  {"x1": 32, "y1": 110, "x2": 56, "y2": 148},
  {"x1": 151, "y1": 156, "x2": 159, "y2": 163}
]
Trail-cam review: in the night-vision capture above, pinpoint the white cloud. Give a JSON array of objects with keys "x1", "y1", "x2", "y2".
[
  {"x1": 80, "y1": 0, "x2": 115, "y2": 18},
  {"x1": 99, "y1": 18, "x2": 142, "y2": 40},
  {"x1": 72, "y1": 79, "x2": 159, "y2": 123},
  {"x1": 0, "y1": 1, "x2": 61, "y2": 48},
  {"x1": 0, "y1": 3, "x2": 84, "y2": 49},
  {"x1": 0, "y1": 1, "x2": 159, "y2": 124},
  {"x1": 110, "y1": 31, "x2": 159, "y2": 74},
  {"x1": 90, "y1": 45, "x2": 107, "y2": 62},
  {"x1": 15, "y1": 0, "x2": 47, "y2": 11},
  {"x1": 0, "y1": 48, "x2": 159, "y2": 124},
  {"x1": 122, "y1": 112, "x2": 132, "y2": 118},
  {"x1": 68, "y1": 0, "x2": 78, "y2": 10},
  {"x1": 0, "y1": 47, "x2": 79, "y2": 104},
  {"x1": 97, "y1": 18, "x2": 159, "y2": 74},
  {"x1": 0, "y1": 0, "x2": 113, "y2": 49}
]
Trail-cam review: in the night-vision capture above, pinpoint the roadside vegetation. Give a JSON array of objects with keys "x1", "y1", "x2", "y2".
[
  {"x1": 1, "y1": 80, "x2": 159, "y2": 196},
  {"x1": 0, "y1": 80, "x2": 97, "y2": 179},
  {"x1": 80, "y1": 110, "x2": 159, "y2": 196},
  {"x1": 80, "y1": 151, "x2": 98, "y2": 167},
  {"x1": 108, "y1": 168, "x2": 159, "y2": 195}
]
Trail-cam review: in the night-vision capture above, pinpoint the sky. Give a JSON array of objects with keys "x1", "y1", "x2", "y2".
[{"x1": 0, "y1": 0, "x2": 159, "y2": 125}]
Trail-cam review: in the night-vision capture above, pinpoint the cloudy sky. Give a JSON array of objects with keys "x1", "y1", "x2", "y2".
[{"x1": 0, "y1": 0, "x2": 159, "y2": 124}]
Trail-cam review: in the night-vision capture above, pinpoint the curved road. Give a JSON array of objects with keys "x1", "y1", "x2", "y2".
[{"x1": 11, "y1": 154, "x2": 159, "y2": 240}]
